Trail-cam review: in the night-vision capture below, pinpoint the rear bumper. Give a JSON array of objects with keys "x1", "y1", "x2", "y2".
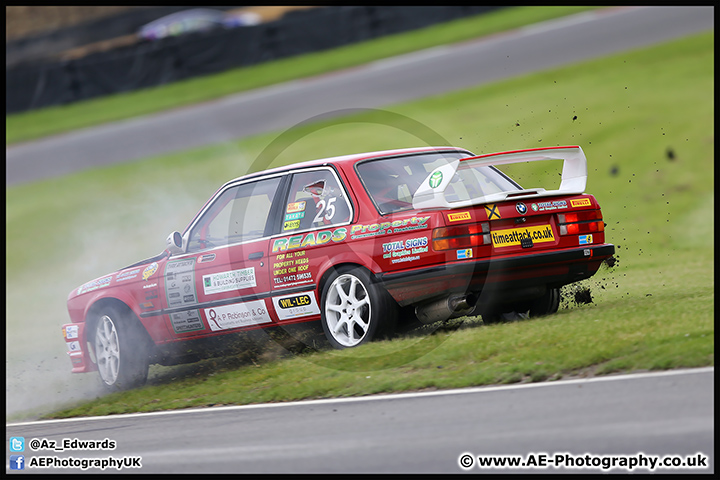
[{"x1": 378, "y1": 244, "x2": 615, "y2": 306}]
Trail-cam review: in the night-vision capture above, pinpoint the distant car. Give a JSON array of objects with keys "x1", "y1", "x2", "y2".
[
  {"x1": 138, "y1": 8, "x2": 260, "y2": 41},
  {"x1": 63, "y1": 145, "x2": 614, "y2": 389}
]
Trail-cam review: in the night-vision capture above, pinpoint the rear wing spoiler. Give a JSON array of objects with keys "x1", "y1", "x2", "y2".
[{"x1": 412, "y1": 145, "x2": 587, "y2": 210}]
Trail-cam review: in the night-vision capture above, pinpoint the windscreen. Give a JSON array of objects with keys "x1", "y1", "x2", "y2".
[{"x1": 356, "y1": 152, "x2": 520, "y2": 214}]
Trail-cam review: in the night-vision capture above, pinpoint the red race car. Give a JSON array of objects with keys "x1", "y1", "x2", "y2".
[{"x1": 63, "y1": 145, "x2": 614, "y2": 389}]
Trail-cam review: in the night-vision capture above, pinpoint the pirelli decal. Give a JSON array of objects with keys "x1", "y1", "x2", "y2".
[
  {"x1": 447, "y1": 211, "x2": 471, "y2": 222},
  {"x1": 571, "y1": 198, "x2": 592, "y2": 208}
]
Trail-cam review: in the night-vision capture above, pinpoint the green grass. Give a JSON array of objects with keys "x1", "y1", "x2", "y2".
[
  {"x1": 5, "y1": 30, "x2": 713, "y2": 421},
  {"x1": 5, "y1": 6, "x2": 597, "y2": 145}
]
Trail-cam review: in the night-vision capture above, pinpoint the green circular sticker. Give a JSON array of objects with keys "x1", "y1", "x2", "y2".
[{"x1": 429, "y1": 171, "x2": 443, "y2": 188}]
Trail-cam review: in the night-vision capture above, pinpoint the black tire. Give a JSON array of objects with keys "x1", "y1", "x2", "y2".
[
  {"x1": 528, "y1": 287, "x2": 561, "y2": 318},
  {"x1": 320, "y1": 266, "x2": 397, "y2": 349},
  {"x1": 92, "y1": 306, "x2": 149, "y2": 390}
]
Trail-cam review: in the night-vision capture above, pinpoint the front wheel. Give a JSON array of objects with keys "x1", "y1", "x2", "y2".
[
  {"x1": 320, "y1": 267, "x2": 397, "y2": 349},
  {"x1": 92, "y1": 306, "x2": 149, "y2": 390}
]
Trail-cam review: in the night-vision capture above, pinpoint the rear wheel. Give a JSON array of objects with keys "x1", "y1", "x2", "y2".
[
  {"x1": 481, "y1": 287, "x2": 560, "y2": 323},
  {"x1": 320, "y1": 267, "x2": 397, "y2": 349},
  {"x1": 92, "y1": 306, "x2": 149, "y2": 390},
  {"x1": 529, "y1": 287, "x2": 560, "y2": 317}
]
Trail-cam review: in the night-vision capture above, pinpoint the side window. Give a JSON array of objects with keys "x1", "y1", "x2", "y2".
[
  {"x1": 187, "y1": 176, "x2": 281, "y2": 252},
  {"x1": 281, "y1": 169, "x2": 351, "y2": 233}
]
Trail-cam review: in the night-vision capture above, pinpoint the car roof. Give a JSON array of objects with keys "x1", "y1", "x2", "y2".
[{"x1": 222, "y1": 146, "x2": 472, "y2": 187}]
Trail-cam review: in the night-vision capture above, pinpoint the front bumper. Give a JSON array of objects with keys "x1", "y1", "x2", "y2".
[{"x1": 62, "y1": 323, "x2": 96, "y2": 373}]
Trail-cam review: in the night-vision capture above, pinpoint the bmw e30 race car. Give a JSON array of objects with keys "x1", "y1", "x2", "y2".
[{"x1": 62, "y1": 145, "x2": 614, "y2": 389}]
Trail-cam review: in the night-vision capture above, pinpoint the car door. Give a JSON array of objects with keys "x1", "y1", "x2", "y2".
[
  {"x1": 268, "y1": 167, "x2": 354, "y2": 323},
  {"x1": 161, "y1": 174, "x2": 285, "y2": 337}
]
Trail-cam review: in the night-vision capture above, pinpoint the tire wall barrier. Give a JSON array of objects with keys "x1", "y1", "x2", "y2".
[{"x1": 6, "y1": 6, "x2": 503, "y2": 114}]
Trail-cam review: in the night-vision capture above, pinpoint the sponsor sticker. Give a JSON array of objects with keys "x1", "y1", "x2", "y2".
[
  {"x1": 532, "y1": 200, "x2": 568, "y2": 212},
  {"x1": 115, "y1": 268, "x2": 141, "y2": 282},
  {"x1": 485, "y1": 204, "x2": 501, "y2": 220},
  {"x1": 285, "y1": 211, "x2": 305, "y2": 221},
  {"x1": 382, "y1": 237, "x2": 429, "y2": 261},
  {"x1": 63, "y1": 325, "x2": 80, "y2": 340},
  {"x1": 284, "y1": 219, "x2": 301, "y2": 231},
  {"x1": 429, "y1": 171, "x2": 443, "y2": 188},
  {"x1": 457, "y1": 249, "x2": 473, "y2": 259},
  {"x1": 448, "y1": 211, "x2": 471, "y2": 222},
  {"x1": 142, "y1": 262, "x2": 158, "y2": 280},
  {"x1": 287, "y1": 201, "x2": 306, "y2": 213},
  {"x1": 272, "y1": 227, "x2": 347, "y2": 252},
  {"x1": 64, "y1": 325, "x2": 79, "y2": 340},
  {"x1": 169, "y1": 309, "x2": 203, "y2": 333},
  {"x1": 77, "y1": 276, "x2": 112, "y2": 295},
  {"x1": 579, "y1": 234, "x2": 593, "y2": 245},
  {"x1": 571, "y1": 198, "x2": 592, "y2": 208},
  {"x1": 203, "y1": 267, "x2": 257, "y2": 294},
  {"x1": 197, "y1": 253, "x2": 216, "y2": 264},
  {"x1": 349, "y1": 216, "x2": 430, "y2": 239},
  {"x1": 272, "y1": 292, "x2": 321, "y2": 320},
  {"x1": 204, "y1": 300, "x2": 271, "y2": 331},
  {"x1": 165, "y1": 259, "x2": 197, "y2": 308},
  {"x1": 491, "y1": 225, "x2": 555, "y2": 247},
  {"x1": 66, "y1": 341, "x2": 81, "y2": 352}
]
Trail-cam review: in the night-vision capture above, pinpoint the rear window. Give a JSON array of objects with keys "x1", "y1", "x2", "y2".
[{"x1": 356, "y1": 151, "x2": 520, "y2": 214}]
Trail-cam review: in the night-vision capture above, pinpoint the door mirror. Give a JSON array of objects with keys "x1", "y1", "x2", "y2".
[{"x1": 166, "y1": 231, "x2": 184, "y2": 255}]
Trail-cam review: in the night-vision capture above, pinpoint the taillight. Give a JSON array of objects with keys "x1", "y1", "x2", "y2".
[
  {"x1": 558, "y1": 210, "x2": 604, "y2": 235},
  {"x1": 432, "y1": 222, "x2": 490, "y2": 251}
]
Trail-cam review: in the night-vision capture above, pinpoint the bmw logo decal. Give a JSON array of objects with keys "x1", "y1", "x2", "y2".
[{"x1": 516, "y1": 202, "x2": 527, "y2": 215}]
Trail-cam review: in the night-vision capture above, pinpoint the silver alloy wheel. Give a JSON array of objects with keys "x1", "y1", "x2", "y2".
[
  {"x1": 324, "y1": 273, "x2": 372, "y2": 347},
  {"x1": 95, "y1": 315, "x2": 120, "y2": 386}
]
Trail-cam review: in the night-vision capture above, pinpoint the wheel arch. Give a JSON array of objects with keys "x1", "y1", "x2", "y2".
[
  {"x1": 317, "y1": 261, "x2": 371, "y2": 300},
  {"x1": 85, "y1": 297, "x2": 153, "y2": 350}
]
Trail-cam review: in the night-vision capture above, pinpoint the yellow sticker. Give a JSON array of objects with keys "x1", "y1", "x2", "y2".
[
  {"x1": 485, "y1": 204, "x2": 501, "y2": 220},
  {"x1": 283, "y1": 219, "x2": 301, "y2": 231},
  {"x1": 570, "y1": 198, "x2": 592, "y2": 208},
  {"x1": 491, "y1": 225, "x2": 555, "y2": 247},
  {"x1": 448, "y1": 211, "x2": 471, "y2": 222}
]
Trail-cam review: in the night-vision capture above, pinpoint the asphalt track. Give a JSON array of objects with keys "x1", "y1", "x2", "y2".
[
  {"x1": 5, "y1": 6, "x2": 714, "y2": 186},
  {"x1": 6, "y1": 368, "x2": 714, "y2": 473}
]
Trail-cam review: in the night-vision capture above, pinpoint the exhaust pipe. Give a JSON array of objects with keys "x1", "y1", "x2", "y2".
[{"x1": 415, "y1": 293, "x2": 477, "y2": 324}]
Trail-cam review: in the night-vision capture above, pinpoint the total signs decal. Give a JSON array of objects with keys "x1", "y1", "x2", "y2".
[{"x1": 382, "y1": 236, "x2": 429, "y2": 265}]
